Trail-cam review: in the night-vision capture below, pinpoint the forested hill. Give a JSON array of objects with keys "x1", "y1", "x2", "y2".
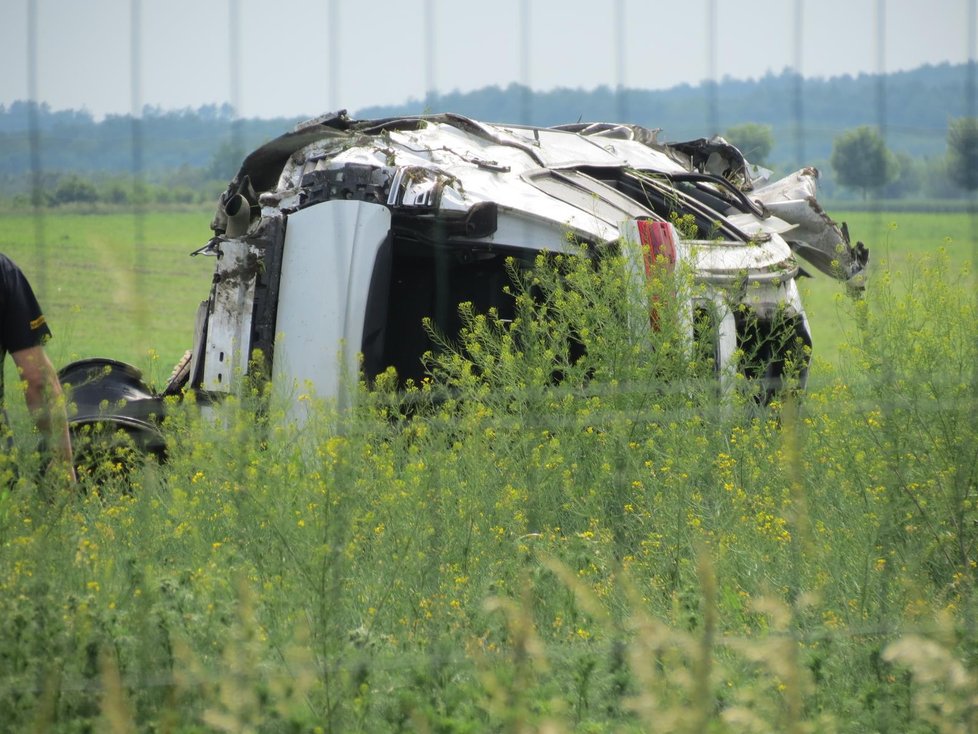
[
  {"x1": 0, "y1": 62, "x2": 970, "y2": 185},
  {"x1": 0, "y1": 104, "x2": 304, "y2": 183},
  {"x1": 360, "y1": 63, "x2": 970, "y2": 165}
]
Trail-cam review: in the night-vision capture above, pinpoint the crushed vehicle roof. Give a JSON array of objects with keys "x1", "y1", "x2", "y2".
[{"x1": 212, "y1": 110, "x2": 868, "y2": 287}]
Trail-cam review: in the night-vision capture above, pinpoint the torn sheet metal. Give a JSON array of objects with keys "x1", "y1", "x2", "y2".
[
  {"x1": 190, "y1": 111, "x2": 866, "y2": 405},
  {"x1": 751, "y1": 167, "x2": 869, "y2": 286}
]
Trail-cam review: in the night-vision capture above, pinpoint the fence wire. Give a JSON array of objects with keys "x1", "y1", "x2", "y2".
[
  {"x1": 20, "y1": 1, "x2": 978, "y2": 282},
  {"x1": 12, "y1": 0, "x2": 978, "y2": 703},
  {"x1": 26, "y1": 0, "x2": 45, "y2": 297},
  {"x1": 16, "y1": 12, "x2": 978, "y2": 442}
]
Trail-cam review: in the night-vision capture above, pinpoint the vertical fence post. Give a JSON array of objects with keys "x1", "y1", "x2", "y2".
[
  {"x1": 27, "y1": 0, "x2": 46, "y2": 297},
  {"x1": 229, "y1": 0, "x2": 243, "y2": 161},
  {"x1": 130, "y1": 0, "x2": 147, "y2": 346},
  {"x1": 328, "y1": 0, "x2": 338, "y2": 112},
  {"x1": 519, "y1": 0, "x2": 531, "y2": 125},
  {"x1": 792, "y1": 0, "x2": 805, "y2": 169},
  {"x1": 615, "y1": 0, "x2": 627, "y2": 122},
  {"x1": 424, "y1": 0, "x2": 436, "y2": 111},
  {"x1": 706, "y1": 0, "x2": 718, "y2": 137}
]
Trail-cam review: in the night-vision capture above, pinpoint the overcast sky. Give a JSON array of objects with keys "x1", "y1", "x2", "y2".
[{"x1": 1, "y1": 0, "x2": 974, "y2": 120}]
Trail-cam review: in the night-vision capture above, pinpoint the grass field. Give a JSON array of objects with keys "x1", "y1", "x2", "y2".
[
  {"x1": 0, "y1": 208, "x2": 976, "y2": 732},
  {"x1": 0, "y1": 209, "x2": 214, "y2": 382},
  {"x1": 800, "y1": 210, "x2": 976, "y2": 378},
  {"x1": 0, "y1": 209, "x2": 974, "y2": 380}
]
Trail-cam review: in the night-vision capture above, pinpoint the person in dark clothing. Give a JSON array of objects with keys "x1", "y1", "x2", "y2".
[{"x1": 0, "y1": 254, "x2": 75, "y2": 483}]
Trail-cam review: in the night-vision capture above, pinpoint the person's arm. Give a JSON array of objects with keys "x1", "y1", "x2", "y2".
[{"x1": 11, "y1": 345, "x2": 76, "y2": 483}]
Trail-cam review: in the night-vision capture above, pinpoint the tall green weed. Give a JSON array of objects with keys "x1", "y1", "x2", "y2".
[{"x1": 0, "y1": 247, "x2": 975, "y2": 732}]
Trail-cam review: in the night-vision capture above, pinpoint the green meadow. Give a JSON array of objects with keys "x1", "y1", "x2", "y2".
[
  {"x1": 801, "y1": 211, "x2": 976, "y2": 378},
  {"x1": 0, "y1": 208, "x2": 976, "y2": 732},
  {"x1": 2, "y1": 209, "x2": 974, "y2": 384},
  {"x1": 0, "y1": 209, "x2": 214, "y2": 381}
]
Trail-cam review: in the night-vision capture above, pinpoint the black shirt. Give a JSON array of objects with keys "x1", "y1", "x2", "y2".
[{"x1": 0, "y1": 254, "x2": 52, "y2": 405}]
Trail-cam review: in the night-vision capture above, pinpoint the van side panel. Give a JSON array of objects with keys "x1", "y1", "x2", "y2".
[{"x1": 272, "y1": 200, "x2": 392, "y2": 410}]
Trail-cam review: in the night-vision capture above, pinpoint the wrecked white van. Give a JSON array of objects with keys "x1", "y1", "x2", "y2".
[{"x1": 62, "y1": 112, "x2": 867, "y2": 451}]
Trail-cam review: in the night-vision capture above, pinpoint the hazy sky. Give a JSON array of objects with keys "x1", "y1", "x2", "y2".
[{"x1": 1, "y1": 0, "x2": 974, "y2": 120}]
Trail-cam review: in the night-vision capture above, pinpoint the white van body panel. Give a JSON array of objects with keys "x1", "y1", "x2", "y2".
[
  {"x1": 186, "y1": 112, "x2": 868, "y2": 409},
  {"x1": 272, "y1": 200, "x2": 391, "y2": 412}
]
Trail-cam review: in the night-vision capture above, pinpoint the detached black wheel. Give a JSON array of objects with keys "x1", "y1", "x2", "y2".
[
  {"x1": 70, "y1": 418, "x2": 164, "y2": 483},
  {"x1": 58, "y1": 358, "x2": 168, "y2": 482}
]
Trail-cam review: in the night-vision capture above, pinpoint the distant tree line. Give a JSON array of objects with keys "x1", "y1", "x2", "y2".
[
  {"x1": 7, "y1": 171, "x2": 221, "y2": 209},
  {"x1": 1, "y1": 61, "x2": 976, "y2": 206},
  {"x1": 718, "y1": 120, "x2": 974, "y2": 202},
  {"x1": 0, "y1": 102, "x2": 302, "y2": 205},
  {"x1": 818, "y1": 118, "x2": 978, "y2": 200},
  {"x1": 362, "y1": 62, "x2": 975, "y2": 165}
]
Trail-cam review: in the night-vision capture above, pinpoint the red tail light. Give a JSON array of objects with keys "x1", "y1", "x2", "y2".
[
  {"x1": 636, "y1": 219, "x2": 677, "y2": 275},
  {"x1": 636, "y1": 219, "x2": 678, "y2": 331}
]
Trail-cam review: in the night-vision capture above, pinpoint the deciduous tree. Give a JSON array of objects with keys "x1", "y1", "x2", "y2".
[
  {"x1": 830, "y1": 126, "x2": 899, "y2": 198},
  {"x1": 946, "y1": 117, "x2": 978, "y2": 191}
]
